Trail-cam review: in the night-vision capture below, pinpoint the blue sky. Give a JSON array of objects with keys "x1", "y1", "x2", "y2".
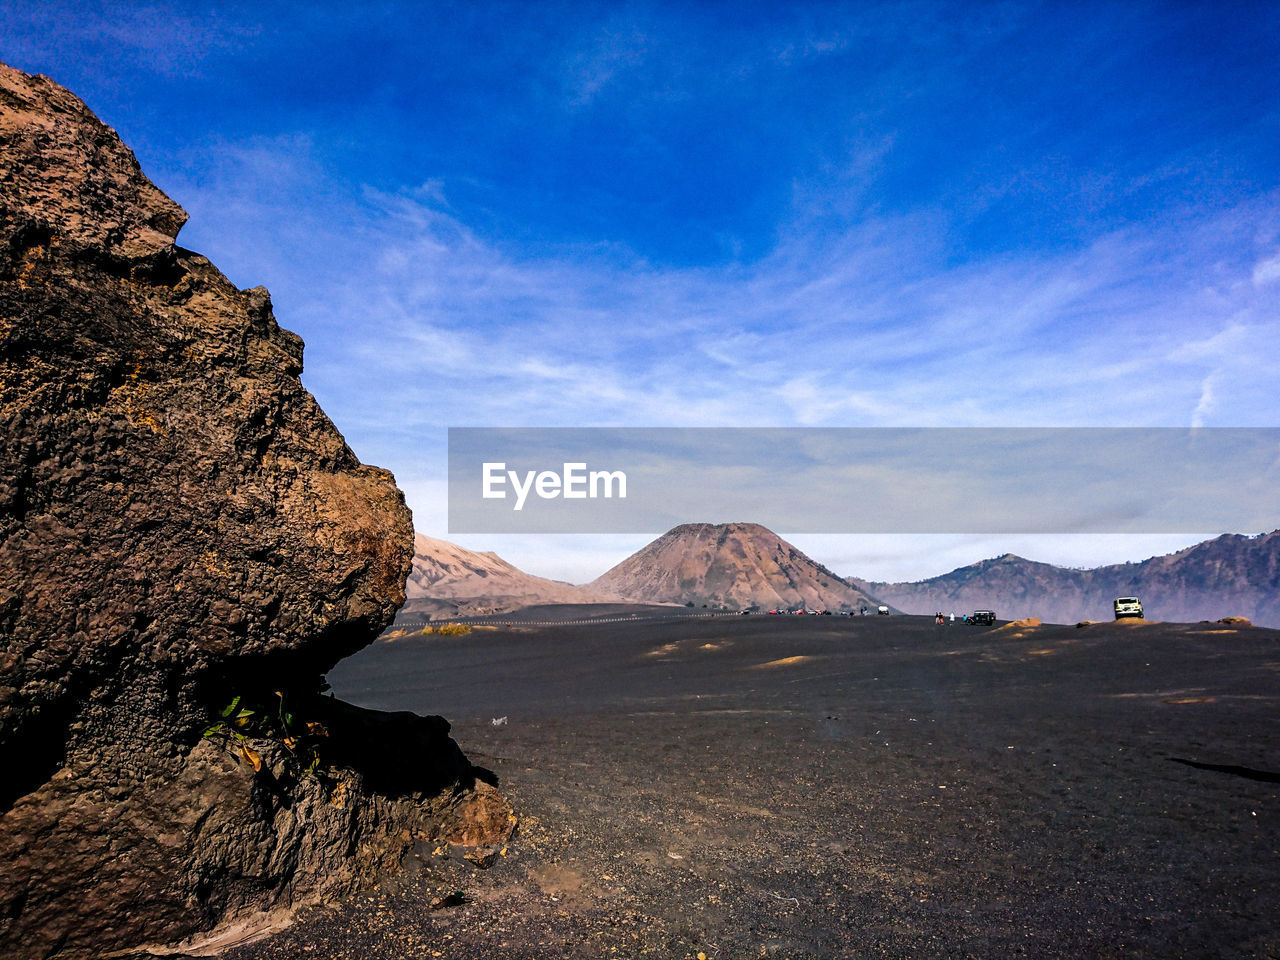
[{"x1": 4, "y1": 1, "x2": 1278, "y2": 581}]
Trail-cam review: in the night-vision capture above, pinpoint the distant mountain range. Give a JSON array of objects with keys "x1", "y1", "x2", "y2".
[
  {"x1": 407, "y1": 523, "x2": 876, "y2": 616},
  {"x1": 405, "y1": 526, "x2": 1280, "y2": 627},
  {"x1": 402, "y1": 533, "x2": 618, "y2": 618},
  {"x1": 852, "y1": 531, "x2": 1280, "y2": 627}
]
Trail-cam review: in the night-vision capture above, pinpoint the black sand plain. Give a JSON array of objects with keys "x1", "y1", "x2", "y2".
[{"x1": 230, "y1": 612, "x2": 1280, "y2": 959}]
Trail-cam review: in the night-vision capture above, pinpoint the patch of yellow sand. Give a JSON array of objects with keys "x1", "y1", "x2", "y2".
[
  {"x1": 750, "y1": 655, "x2": 814, "y2": 669},
  {"x1": 992, "y1": 617, "x2": 1041, "y2": 634}
]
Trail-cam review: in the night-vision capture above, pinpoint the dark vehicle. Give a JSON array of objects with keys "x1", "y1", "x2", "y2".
[{"x1": 971, "y1": 610, "x2": 996, "y2": 625}]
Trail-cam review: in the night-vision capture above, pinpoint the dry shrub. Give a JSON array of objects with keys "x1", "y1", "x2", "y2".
[{"x1": 420, "y1": 622, "x2": 472, "y2": 636}]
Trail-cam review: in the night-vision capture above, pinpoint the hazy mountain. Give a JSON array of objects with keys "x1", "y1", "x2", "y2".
[
  {"x1": 853, "y1": 531, "x2": 1280, "y2": 626},
  {"x1": 404, "y1": 533, "x2": 619, "y2": 617},
  {"x1": 591, "y1": 522, "x2": 880, "y2": 612}
]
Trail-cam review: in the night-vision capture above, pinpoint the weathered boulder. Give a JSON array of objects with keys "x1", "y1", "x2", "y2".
[{"x1": 0, "y1": 62, "x2": 511, "y2": 958}]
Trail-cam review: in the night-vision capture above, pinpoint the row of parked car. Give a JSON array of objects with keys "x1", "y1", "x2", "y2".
[
  {"x1": 757, "y1": 607, "x2": 895, "y2": 615},
  {"x1": 762, "y1": 608, "x2": 834, "y2": 615},
  {"x1": 756, "y1": 606, "x2": 969, "y2": 617},
  {"x1": 957, "y1": 599, "x2": 1146, "y2": 623},
  {"x1": 743, "y1": 598, "x2": 1145, "y2": 621}
]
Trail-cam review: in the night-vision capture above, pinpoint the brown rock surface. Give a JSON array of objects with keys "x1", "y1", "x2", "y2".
[{"x1": 0, "y1": 62, "x2": 510, "y2": 958}]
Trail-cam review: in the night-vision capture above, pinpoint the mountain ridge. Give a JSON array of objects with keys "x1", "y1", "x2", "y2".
[
  {"x1": 406, "y1": 527, "x2": 1279, "y2": 626},
  {"x1": 403, "y1": 533, "x2": 621, "y2": 617},
  {"x1": 854, "y1": 531, "x2": 1280, "y2": 626}
]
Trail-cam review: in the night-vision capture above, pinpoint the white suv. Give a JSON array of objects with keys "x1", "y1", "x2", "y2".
[{"x1": 1113, "y1": 597, "x2": 1144, "y2": 619}]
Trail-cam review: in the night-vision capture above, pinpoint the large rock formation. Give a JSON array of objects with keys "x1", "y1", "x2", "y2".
[
  {"x1": 0, "y1": 63, "x2": 510, "y2": 958},
  {"x1": 853, "y1": 530, "x2": 1280, "y2": 626},
  {"x1": 591, "y1": 522, "x2": 880, "y2": 612}
]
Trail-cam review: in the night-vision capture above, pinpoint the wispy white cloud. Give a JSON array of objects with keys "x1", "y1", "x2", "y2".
[
  {"x1": 561, "y1": 18, "x2": 655, "y2": 109},
  {"x1": 170, "y1": 133, "x2": 1279, "y2": 447},
  {"x1": 1253, "y1": 253, "x2": 1280, "y2": 287},
  {"x1": 151, "y1": 81, "x2": 1279, "y2": 580},
  {"x1": 2, "y1": 1, "x2": 261, "y2": 79},
  {"x1": 7, "y1": 1, "x2": 1278, "y2": 586}
]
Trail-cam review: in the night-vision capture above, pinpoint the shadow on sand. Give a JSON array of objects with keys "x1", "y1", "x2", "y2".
[{"x1": 1168, "y1": 757, "x2": 1280, "y2": 783}]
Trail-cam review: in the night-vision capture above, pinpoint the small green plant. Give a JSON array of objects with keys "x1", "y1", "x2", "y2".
[{"x1": 203, "y1": 690, "x2": 329, "y2": 777}]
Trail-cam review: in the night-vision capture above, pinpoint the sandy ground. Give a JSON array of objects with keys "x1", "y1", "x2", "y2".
[{"x1": 228, "y1": 613, "x2": 1280, "y2": 959}]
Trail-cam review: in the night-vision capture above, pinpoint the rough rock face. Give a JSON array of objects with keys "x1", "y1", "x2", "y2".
[
  {"x1": 0, "y1": 63, "x2": 510, "y2": 958},
  {"x1": 855, "y1": 530, "x2": 1280, "y2": 627},
  {"x1": 591, "y1": 522, "x2": 880, "y2": 612}
]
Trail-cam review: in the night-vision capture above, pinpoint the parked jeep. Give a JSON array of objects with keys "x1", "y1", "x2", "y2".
[
  {"x1": 971, "y1": 610, "x2": 996, "y2": 625},
  {"x1": 1113, "y1": 597, "x2": 1144, "y2": 620}
]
